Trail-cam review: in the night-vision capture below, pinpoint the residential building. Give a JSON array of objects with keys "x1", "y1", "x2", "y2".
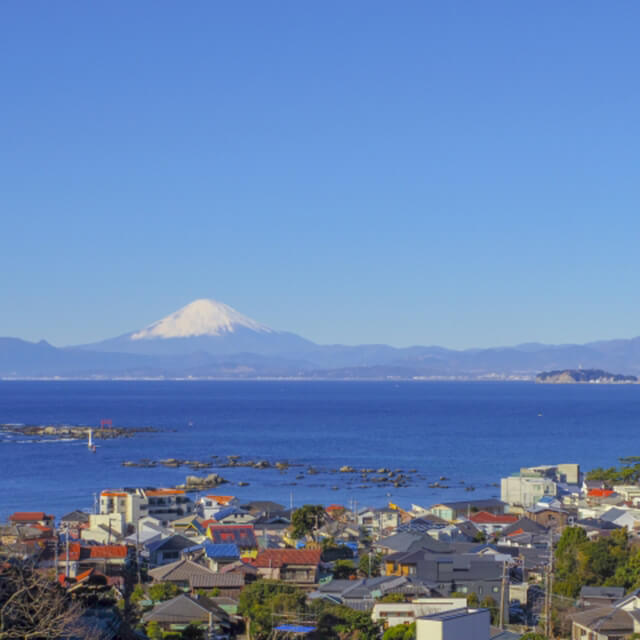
[
  {"x1": 525, "y1": 506, "x2": 572, "y2": 529},
  {"x1": 358, "y1": 507, "x2": 400, "y2": 536},
  {"x1": 146, "y1": 534, "x2": 194, "y2": 566},
  {"x1": 148, "y1": 556, "x2": 245, "y2": 595},
  {"x1": 99, "y1": 487, "x2": 194, "y2": 526},
  {"x1": 9, "y1": 512, "x2": 55, "y2": 528},
  {"x1": 570, "y1": 605, "x2": 638, "y2": 639},
  {"x1": 469, "y1": 512, "x2": 519, "y2": 536},
  {"x1": 501, "y1": 472, "x2": 557, "y2": 510},
  {"x1": 196, "y1": 495, "x2": 239, "y2": 520},
  {"x1": 206, "y1": 524, "x2": 257, "y2": 557},
  {"x1": 416, "y1": 607, "x2": 491, "y2": 640},
  {"x1": 60, "y1": 511, "x2": 90, "y2": 538},
  {"x1": 142, "y1": 594, "x2": 231, "y2": 637},
  {"x1": 310, "y1": 576, "x2": 432, "y2": 610},
  {"x1": 384, "y1": 549, "x2": 507, "y2": 601},
  {"x1": 578, "y1": 586, "x2": 625, "y2": 608},
  {"x1": 254, "y1": 548, "x2": 322, "y2": 586},
  {"x1": 81, "y1": 513, "x2": 127, "y2": 544},
  {"x1": 60, "y1": 542, "x2": 132, "y2": 578},
  {"x1": 372, "y1": 597, "x2": 467, "y2": 628},
  {"x1": 427, "y1": 500, "x2": 504, "y2": 522}
]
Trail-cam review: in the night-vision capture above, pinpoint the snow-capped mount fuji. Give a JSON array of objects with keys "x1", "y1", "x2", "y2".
[
  {"x1": 80, "y1": 298, "x2": 315, "y2": 357},
  {"x1": 131, "y1": 299, "x2": 272, "y2": 340}
]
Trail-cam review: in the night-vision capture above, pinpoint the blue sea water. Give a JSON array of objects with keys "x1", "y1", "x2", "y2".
[{"x1": 0, "y1": 380, "x2": 639, "y2": 520}]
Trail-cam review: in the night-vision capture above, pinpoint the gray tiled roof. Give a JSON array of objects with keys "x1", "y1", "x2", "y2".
[
  {"x1": 149, "y1": 558, "x2": 217, "y2": 582},
  {"x1": 571, "y1": 606, "x2": 634, "y2": 633},
  {"x1": 189, "y1": 573, "x2": 244, "y2": 589},
  {"x1": 143, "y1": 594, "x2": 229, "y2": 625}
]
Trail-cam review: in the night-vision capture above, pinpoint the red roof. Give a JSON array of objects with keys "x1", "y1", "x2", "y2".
[
  {"x1": 255, "y1": 549, "x2": 322, "y2": 568},
  {"x1": 588, "y1": 489, "x2": 615, "y2": 498},
  {"x1": 89, "y1": 545, "x2": 128, "y2": 559},
  {"x1": 470, "y1": 511, "x2": 519, "y2": 525},
  {"x1": 67, "y1": 542, "x2": 128, "y2": 561},
  {"x1": 9, "y1": 512, "x2": 53, "y2": 523},
  {"x1": 507, "y1": 528, "x2": 525, "y2": 537},
  {"x1": 75, "y1": 568, "x2": 94, "y2": 582}
]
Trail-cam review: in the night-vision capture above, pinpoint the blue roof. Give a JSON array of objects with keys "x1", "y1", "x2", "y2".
[
  {"x1": 182, "y1": 543, "x2": 205, "y2": 554},
  {"x1": 189, "y1": 520, "x2": 206, "y2": 534},
  {"x1": 274, "y1": 625, "x2": 316, "y2": 634},
  {"x1": 205, "y1": 543, "x2": 240, "y2": 559},
  {"x1": 214, "y1": 507, "x2": 244, "y2": 521},
  {"x1": 146, "y1": 538, "x2": 168, "y2": 553}
]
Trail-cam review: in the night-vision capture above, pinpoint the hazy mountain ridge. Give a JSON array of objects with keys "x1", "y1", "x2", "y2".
[{"x1": 3, "y1": 299, "x2": 640, "y2": 379}]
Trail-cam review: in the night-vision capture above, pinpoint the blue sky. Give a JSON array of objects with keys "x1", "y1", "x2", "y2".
[{"x1": 2, "y1": 1, "x2": 640, "y2": 349}]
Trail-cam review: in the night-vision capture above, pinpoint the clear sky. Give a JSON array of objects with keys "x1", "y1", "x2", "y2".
[{"x1": 2, "y1": 1, "x2": 640, "y2": 349}]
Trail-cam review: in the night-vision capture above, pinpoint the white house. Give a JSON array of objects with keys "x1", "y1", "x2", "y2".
[
  {"x1": 416, "y1": 608, "x2": 491, "y2": 640},
  {"x1": 372, "y1": 598, "x2": 467, "y2": 628}
]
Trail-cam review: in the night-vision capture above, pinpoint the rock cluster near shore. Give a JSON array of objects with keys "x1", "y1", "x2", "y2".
[
  {"x1": 1, "y1": 423, "x2": 158, "y2": 440},
  {"x1": 116, "y1": 454, "x2": 451, "y2": 492}
]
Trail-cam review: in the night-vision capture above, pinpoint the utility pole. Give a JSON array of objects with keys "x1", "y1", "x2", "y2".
[
  {"x1": 499, "y1": 560, "x2": 507, "y2": 629},
  {"x1": 65, "y1": 524, "x2": 70, "y2": 578},
  {"x1": 136, "y1": 522, "x2": 142, "y2": 585},
  {"x1": 544, "y1": 529, "x2": 553, "y2": 639}
]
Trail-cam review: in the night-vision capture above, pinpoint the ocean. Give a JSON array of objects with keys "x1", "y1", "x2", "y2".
[{"x1": 1, "y1": 380, "x2": 639, "y2": 520}]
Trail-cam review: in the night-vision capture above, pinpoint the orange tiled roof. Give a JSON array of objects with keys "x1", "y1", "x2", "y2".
[
  {"x1": 89, "y1": 545, "x2": 128, "y2": 559},
  {"x1": 205, "y1": 495, "x2": 236, "y2": 505},
  {"x1": 588, "y1": 488, "x2": 615, "y2": 498},
  {"x1": 255, "y1": 549, "x2": 322, "y2": 568},
  {"x1": 101, "y1": 491, "x2": 128, "y2": 498},
  {"x1": 9, "y1": 512, "x2": 52, "y2": 522},
  {"x1": 75, "y1": 568, "x2": 94, "y2": 582},
  {"x1": 470, "y1": 511, "x2": 519, "y2": 525},
  {"x1": 67, "y1": 542, "x2": 128, "y2": 560}
]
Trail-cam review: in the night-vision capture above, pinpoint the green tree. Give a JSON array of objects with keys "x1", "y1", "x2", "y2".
[
  {"x1": 145, "y1": 620, "x2": 163, "y2": 639},
  {"x1": 378, "y1": 592, "x2": 406, "y2": 603},
  {"x1": 130, "y1": 584, "x2": 146, "y2": 605},
  {"x1": 382, "y1": 622, "x2": 416, "y2": 640},
  {"x1": 181, "y1": 624, "x2": 205, "y2": 640},
  {"x1": 290, "y1": 505, "x2": 325, "y2": 539},
  {"x1": 238, "y1": 581, "x2": 307, "y2": 639},
  {"x1": 480, "y1": 596, "x2": 499, "y2": 625},
  {"x1": 358, "y1": 552, "x2": 383, "y2": 577},
  {"x1": 555, "y1": 526, "x2": 635, "y2": 597},
  {"x1": 311, "y1": 601, "x2": 381, "y2": 640},
  {"x1": 520, "y1": 634, "x2": 546, "y2": 640},
  {"x1": 466, "y1": 592, "x2": 479, "y2": 608},
  {"x1": 332, "y1": 559, "x2": 357, "y2": 579},
  {"x1": 148, "y1": 582, "x2": 180, "y2": 602}
]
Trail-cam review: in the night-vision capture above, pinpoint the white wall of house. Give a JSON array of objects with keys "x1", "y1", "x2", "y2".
[
  {"x1": 416, "y1": 608, "x2": 490, "y2": 640},
  {"x1": 81, "y1": 513, "x2": 126, "y2": 543},
  {"x1": 372, "y1": 598, "x2": 467, "y2": 627},
  {"x1": 501, "y1": 475, "x2": 557, "y2": 509}
]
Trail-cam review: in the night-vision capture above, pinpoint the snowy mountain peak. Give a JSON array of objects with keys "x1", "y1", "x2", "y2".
[{"x1": 131, "y1": 299, "x2": 272, "y2": 340}]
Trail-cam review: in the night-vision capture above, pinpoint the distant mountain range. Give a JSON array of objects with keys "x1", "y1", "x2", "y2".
[{"x1": 3, "y1": 298, "x2": 640, "y2": 379}]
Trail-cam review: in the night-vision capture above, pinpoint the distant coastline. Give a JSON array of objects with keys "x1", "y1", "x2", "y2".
[{"x1": 536, "y1": 369, "x2": 638, "y2": 384}]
